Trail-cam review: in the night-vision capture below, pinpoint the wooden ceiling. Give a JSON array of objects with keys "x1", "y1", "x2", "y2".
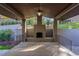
[
  {"x1": 0, "y1": 3, "x2": 79, "y2": 20},
  {"x1": 7, "y1": 3, "x2": 71, "y2": 18}
]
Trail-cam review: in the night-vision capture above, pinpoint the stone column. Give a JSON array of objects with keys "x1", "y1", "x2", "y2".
[
  {"x1": 22, "y1": 19, "x2": 26, "y2": 42},
  {"x1": 53, "y1": 19, "x2": 58, "y2": 42}
]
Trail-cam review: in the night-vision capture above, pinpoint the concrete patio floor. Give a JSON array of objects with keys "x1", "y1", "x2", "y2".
[
  {"x1": 0, "y1": 50, "x2": 9, "y2": 56},
  {"x1": 2, "y1": 42, "x2": 75, "y2": 56}
]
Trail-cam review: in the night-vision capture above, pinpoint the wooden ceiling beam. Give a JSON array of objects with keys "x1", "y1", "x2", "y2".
[
  {"x1": 0, "y1": 4, "x2": 24, "y2": 19},
  {"x1": 55, "y1": 3, "x2": 79, "y2": 19}
]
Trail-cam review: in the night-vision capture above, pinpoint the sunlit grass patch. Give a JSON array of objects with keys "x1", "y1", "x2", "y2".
[{"x1": 0, "y1": 45, "x2": 12, "y2": 50}]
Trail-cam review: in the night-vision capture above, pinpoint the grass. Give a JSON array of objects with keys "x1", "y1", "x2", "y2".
[
  {"x1": 0, "y1": 45, "x2": 13, "y2": 50},
  {"x1": 58, "y1": 22, "x2": 79, "y2": 29}
]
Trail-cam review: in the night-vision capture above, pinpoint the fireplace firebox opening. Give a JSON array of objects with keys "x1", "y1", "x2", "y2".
[{"x1": 36, "y1": 32, "x2": 43, "y2": 38}]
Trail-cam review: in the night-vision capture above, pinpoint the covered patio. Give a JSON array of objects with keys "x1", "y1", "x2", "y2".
[{"x1": 0, "y1": 3, "x2": 79, "y2": 56}]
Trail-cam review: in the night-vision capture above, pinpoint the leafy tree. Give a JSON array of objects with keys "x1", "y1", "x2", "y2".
[
  {"x1": 26, "y1": 17, "x2": 36, "y2": 26},
  {"x1": 42, "y1": 17, "x2": 53, "y2": 25}
]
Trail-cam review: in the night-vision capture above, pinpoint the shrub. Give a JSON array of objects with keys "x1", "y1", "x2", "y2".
[
  {"x1": 0, "y1": 29, "x2": 13, "y2": 41},
  {"x1": 0, "y1": 20, "x2": 21, "y2": 25}
]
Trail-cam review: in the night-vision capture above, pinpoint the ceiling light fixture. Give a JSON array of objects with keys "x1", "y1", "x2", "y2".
[{"x1": 37, "y1": 9, "x2": 43, "y2": 16}]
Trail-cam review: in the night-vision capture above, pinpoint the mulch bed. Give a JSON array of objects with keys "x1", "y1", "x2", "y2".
[{"x1": 0, "y1": 41, "x2": 20, "y2": 47}]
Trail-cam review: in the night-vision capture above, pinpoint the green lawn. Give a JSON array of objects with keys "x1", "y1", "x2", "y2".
[
  {"x1": 58, "y1": 22, "x2": 79, "y2": 29},
  {"x1": 0, "y1": 45, "x2": 12, "y2": 50}
]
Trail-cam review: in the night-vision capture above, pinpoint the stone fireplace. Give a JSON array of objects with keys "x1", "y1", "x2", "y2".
[{"x1": 34, "y1": 15, "x2": 46, "y2": 39}]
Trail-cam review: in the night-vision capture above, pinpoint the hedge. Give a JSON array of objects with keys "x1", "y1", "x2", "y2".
[{"x1": 0, "y1": 29, "x2": 13, "y2": 41}]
